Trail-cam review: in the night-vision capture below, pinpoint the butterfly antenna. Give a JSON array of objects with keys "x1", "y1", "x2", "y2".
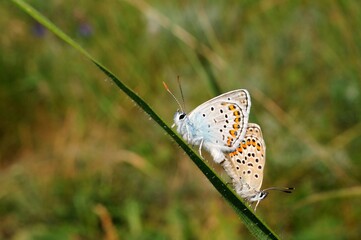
[
  {"x1": 177, "y1": 75, "x2": 186, "y2": 111},
  {"x1": 263, "y1": 187, "x2": 294, "y2": 194},
  {"x1": 163, "y1": 81, "x2": 184, "y2": 112}
]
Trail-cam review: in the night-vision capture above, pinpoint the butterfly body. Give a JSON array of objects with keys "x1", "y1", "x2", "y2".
[
  {"x1": 222, "y1": 123, "x2": 268, "y2": 208},
  {"x1": 173, "y1": 89, "x2": 251, "y2": 163},
  {"x1": 222, "y1": 123, "x2": 294, "y2": 210}
]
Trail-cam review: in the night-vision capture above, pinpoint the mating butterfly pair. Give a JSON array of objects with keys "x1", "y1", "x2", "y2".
[{"x1": 166, "y1": 86, "x2": 293, "y2": 210}]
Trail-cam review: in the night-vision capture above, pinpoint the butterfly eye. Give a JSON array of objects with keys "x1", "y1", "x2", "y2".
[{"x1": 179, "y1": 113, "x2": 186, "y2": 120}]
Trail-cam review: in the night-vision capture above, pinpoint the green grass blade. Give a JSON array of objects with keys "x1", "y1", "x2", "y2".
[{"x1": 11, "y1": 0, "x2": 280, "y2": 238}]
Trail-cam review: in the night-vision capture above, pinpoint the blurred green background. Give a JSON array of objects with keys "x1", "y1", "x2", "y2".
[{"x1": 1, "y1": 0, "x2": 361, "y2": 239}]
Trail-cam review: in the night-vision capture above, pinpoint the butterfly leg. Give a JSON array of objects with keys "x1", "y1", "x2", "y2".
[
  {"x1": 198, "y1": 138, "x2": 204, "y2": 159},
  {"x1": 253, "y1": 200, "x2": 261, "y2": 212}
]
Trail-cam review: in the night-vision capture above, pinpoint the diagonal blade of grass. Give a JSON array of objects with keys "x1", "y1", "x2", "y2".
[{"x1": 11, "y1": 0, "x2": 280, "y2": 238}]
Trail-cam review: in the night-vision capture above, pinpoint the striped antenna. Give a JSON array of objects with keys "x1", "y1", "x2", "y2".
[{"x1": 163, "y1": 81, "x2": 184, "y2": 113}]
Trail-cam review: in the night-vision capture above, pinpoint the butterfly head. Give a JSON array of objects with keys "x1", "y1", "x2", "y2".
[
  {"x1": 248, "y1": 190, "x2": 269, "y2": 203},
  {"x1": 249, "y1": 187, "x2": 294, "y2": 211},
  {"x1": 247, "y1": 191, "x2": 268, "y2": 211},
  {"x1": 173, "y1": 110, "x2": 187, "y2": 128}
]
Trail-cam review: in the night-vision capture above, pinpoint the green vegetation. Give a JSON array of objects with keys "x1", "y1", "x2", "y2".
[{"x1": 1, "y1": 0, "x2": 361, "y2": 239}]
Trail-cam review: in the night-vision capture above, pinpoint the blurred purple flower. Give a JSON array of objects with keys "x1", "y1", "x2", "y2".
[
  {"x1": 32, "y1": 22, "x2": 46, "y2": 37},
  {"x1": 78, "y1": 22, "x2": 93, "y2": 38}
]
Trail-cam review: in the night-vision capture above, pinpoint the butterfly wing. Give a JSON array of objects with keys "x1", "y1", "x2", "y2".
[
  {"x1": 187, "y1": 89, "x2": 251, "y2": 154},
  {"x1": 228, "y1": 123, "x2": 266, "y2": 195}
]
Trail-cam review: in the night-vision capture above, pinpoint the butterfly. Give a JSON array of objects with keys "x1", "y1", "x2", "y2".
[
  {"x1": 221, "y1": 123, "x2": 293, "y2": 211},
  {"x1": 166, "y1": 85, "x2": 251, "y2": 164}
]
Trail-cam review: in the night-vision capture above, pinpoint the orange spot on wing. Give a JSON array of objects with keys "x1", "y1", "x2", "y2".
[
  {"x1": 228, "y1": 105, "x2": 236, "y2": 110},
  {"x1": 256, "y1": 143, "x2": 261, "y2": 151},
  {"x1": 233, "y1": 111, "x2": 240, "y2": 116},
  {"x1": 229, "y1": 152, "x2": 236, "y2": 157},
  {"x1": 227, "y1": 136, "x2": 235, "y2": 147},
  {"x1": 229, "y1": 130, "x2": 237, "y2": 137}
]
